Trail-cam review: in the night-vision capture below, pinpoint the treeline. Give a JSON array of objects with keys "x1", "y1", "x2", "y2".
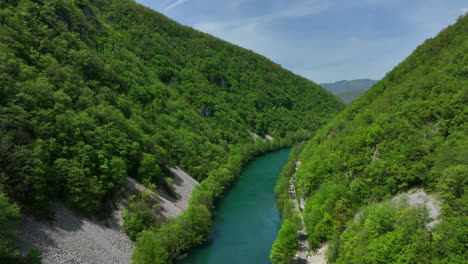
[
  {"x1": 133, "y1": 138, "x2": 295, "y2": 263},
  {"x1": 0, "y1": 0, "x2": 343, "y2": 262},
  {"x1": 293, "y1": 15, "x2": 467, "y2": 263}
]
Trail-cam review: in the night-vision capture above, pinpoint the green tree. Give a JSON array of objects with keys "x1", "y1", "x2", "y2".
[
  {"x1": 138, "y1": 153, "x2": 163, "y2": 186},
  {"x1": 0, "y1": 188, "x2": 20, "y2": 262},
  {"x1": 270, "y1": 220, "x2": 298, "y2": 264},
  {"x1": 131, "y1": 231, "x2": 168, "y2": 264}
]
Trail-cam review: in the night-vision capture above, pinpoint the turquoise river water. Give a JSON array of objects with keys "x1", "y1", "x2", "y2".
[{"x1": 180, "y1": 148, "x2": 291, "y2": 264}]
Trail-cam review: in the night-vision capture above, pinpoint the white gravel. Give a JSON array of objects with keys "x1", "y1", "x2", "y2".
[
  {"x1": 167, "y1": 166, "x2": 199, "y2": 212},
  {"x1": 307, "y1": 244, "x2": 328, "y2": 264},
  {"x1": 17, "y1": 203, "x2": 133, "y2": 264},
  {"x1": 17, "y1": 166, "x2": 198, "y2": 263},
  {"x1": 250, "y1": 132, "x2": 261, "y2": 140},
  {"x1": 250, "y1": 132, "x2": 274, "y2": 141},
  {"x1": 126, "y1": 166, "x2": 199, "y2": 218}
]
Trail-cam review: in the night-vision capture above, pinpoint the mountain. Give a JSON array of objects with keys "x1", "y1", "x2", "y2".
[
  {"x1": 320, "y1": 79, "x2": 378, "y2": 103},
  {"x1": 291, "y1": 15, "x2": 467, "y2": 263},
  {"x1": 0, "y1": 0, "x2": 344, "y2": 262}
]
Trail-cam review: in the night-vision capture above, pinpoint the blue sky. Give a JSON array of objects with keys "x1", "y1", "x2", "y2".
[{"x1": 134, "y1": 0, "x2": 467, "y2": 83}]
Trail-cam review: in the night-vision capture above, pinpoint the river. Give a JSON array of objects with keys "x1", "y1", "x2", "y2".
[{"x1": 180, "y1": 148, "x2": 291, "y2": 264}]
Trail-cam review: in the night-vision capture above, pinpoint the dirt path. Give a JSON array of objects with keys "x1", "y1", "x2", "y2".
[
  {"x1": 290, "y1": 160, "x2": 327, "y2": 264},
  {"x1": 289, "y1": 160, "x2": 310, "y2": 263}
]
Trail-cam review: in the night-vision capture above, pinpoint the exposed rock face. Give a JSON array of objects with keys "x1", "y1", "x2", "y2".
[
  {"x1": 393, "y1": 188, "x2": 442, "y2": 230},
  {"x1": 200, "y1": 107, "x2": 213, "y2": 118},
  {"x1": 250, "y1": 132, "x2": 261, "y2": 140},
  {"x1": 371, "y1": 146, "x2": 380, "y2": 160},
  {"x1": 250, "y1": 132, "x2": 274, "y2": 141},
  {"x1": 82, "y1": 6, "x2": 92, "y2": 20}
]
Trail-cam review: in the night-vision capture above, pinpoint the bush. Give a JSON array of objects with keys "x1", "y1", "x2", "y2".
[{"x1": 123, "y1": 192, "x2": 164, "y2": 240}]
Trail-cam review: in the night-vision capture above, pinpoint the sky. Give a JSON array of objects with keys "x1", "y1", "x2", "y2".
[{"x1": 134, "y1": 0, "x2": 467, "y2": 83}]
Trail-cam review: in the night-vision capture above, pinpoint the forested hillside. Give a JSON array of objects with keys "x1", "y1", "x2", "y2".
[
  {"x1": 0, "y1": 0, "x2": 344, "y2": 262},
  {"x1": 320, "y1": 79, "x2": 378, "y2": 103},
  {"x1": 293, "y1": 15, "x2": 467, "y2": 263}
]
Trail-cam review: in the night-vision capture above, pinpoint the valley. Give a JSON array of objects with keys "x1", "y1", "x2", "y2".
[{"x1": 0, "y1": 1, "x2": 466, "y2": 264}]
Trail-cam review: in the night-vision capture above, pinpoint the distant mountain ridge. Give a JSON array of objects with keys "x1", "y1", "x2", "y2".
[{"x1": 320, "y1": 79, "x2": 378, "y2": 103}]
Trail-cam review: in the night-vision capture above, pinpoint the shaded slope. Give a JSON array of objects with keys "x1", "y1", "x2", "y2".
[
  {"x1": 295, "y1": 15, "x2": 467, "y2": 263},
  {"x1": 18, "y1": 203, "x2": 133, "y2": 264}
]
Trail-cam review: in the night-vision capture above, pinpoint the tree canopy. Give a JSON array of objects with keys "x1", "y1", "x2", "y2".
[
  {"x1": 293, "y1": 15, "x2": 467, "y2": 263},
  {"x1": 0, "y1": 0, "x2": 344, "y2": 261}
]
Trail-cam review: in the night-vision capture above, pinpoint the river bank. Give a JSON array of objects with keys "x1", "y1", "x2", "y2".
[{"x1": 180, "y1": 149, "x2": 290, "y2": 264}]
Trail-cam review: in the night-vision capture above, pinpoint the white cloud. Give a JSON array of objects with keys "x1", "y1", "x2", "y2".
[
  {"x1": 192, "y1": 1, "x2": 332, "y2": 80},
  {"x1": 194, "y1": 19, "x2": 263, "y2": 43},
  {"x1": 195, "y1": 22, "x2": 221, "y2": 33},
  {"x1": 164, "y1": 0, "x2": 188, "y2": 11},
  {"x1": 137, "y1": 0, "x2": 468, "y2": 83},
  {"x1": 272, "y1": 0, "x2": 331, "y2": 18},
  {"x1": 194, "y1": 0, "x2": 330, "y2": 34}
]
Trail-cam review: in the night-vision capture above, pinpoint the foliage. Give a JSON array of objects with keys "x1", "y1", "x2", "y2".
[
  {"x1": 0, "y1": 187, "x2": 20, "y2": 263},
  {"x1": 123, "y1": 192, "x2": 164, "y2": 240},
  {"x1": 0, "y1": 0, "x2": 343, "y2": 219},
  {"x1": 132, "y1": 140, "x2": 289, "y2": 263},
  {"x1": 25, "y1": 248, "x2": 42, "y2": 264},
  {"x1": 137, "y1": 154, "x2": 163, "y2": 187},
  {"x1": 132, "y1": 231, "x2": 169, "y2": 264},
  {"x1": 293, "y1": 15, "x2": 468, "y2": 263},
  {"x1": 270, "y1": 219, "x2": 299, "y2": 264},
  {"x1": 269, "y1": 145, "x2": 304, "y2": 264},
  {"x1": 132, "y1": 203, "x2": 213, "y2": 263},
  {"x1": 0, "y1": 0, "x2": 343, "y2": 261},
  {"x1": 328, "y1": 201, "x2": 467, "y2": 264}
]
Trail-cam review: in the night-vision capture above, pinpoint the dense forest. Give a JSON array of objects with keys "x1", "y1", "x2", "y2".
[
  {"x1": 320, "y1": 79, "x2": 378, "y2": 103},
  {"x1": 2, "y1": 0, "x2": 465, "y2": 263},
  {"x1": 0, "y1": 0, "x2": 345, "y2": 262},
  {"x1": 283, "y1": 15, "x2": 467, "y2": 263}
]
